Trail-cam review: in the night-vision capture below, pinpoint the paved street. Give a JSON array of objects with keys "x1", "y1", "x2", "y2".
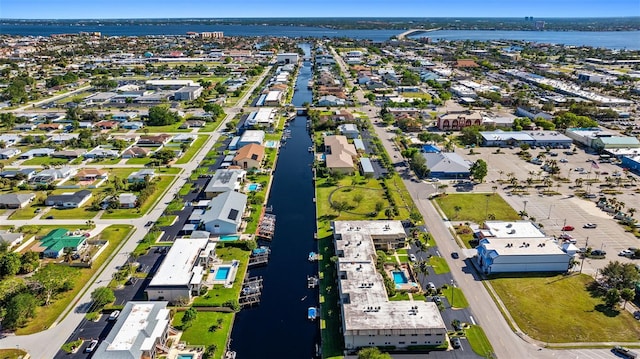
[{"x1": 0, "y1": 66, "x2": 271, "y2": 358}]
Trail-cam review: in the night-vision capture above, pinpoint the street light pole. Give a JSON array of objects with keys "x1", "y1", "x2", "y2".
[
  {"x1": 523, "y1": 200, "x2": 528, "y2": 214},
  {"x1": 450, "y1": 279, "x2": 455, "y2": 308},
  {"x1": 579, "y1": 236, "x2": 589, "y2": 274},
  {"x1": 547, "y1": 204, "x2": 554, "y2": 219}
]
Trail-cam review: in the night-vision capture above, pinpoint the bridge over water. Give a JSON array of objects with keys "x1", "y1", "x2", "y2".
[{"x1": 396, "y1": 27, "x2": 442, "y2": 39}]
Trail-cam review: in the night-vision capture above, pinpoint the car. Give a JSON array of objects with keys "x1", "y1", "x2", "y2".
[
  {"x1": 612, "y1": 346, "x2": 638, "y2": 359},
  {"x1": 432, "y1": 296, "x2": 442, "y2": 305},
  {"x1": 575, "y1": 167, "x2": 584, "y2": 172},
  {"x1": 591, "y1": 249, "x2": 607, "y2": 256},
  {"x1": 409, "y1": 254, "x2": 417, "y2": 262},
  {"x1": 583, "y1": 223, "x2": 597, "y2": 229},
  {"x1": 108, "y1": 310, "x2": 120, "y2": 321},
  {"x1": 451, "y1": 337, "x2": 462, "y2": 349},
  {"x1": 559, "y1": 233, "x2": 573, "y2": 240},
  {"x1": 34, "y1": 208, "x2": 42, "y2": 213},
  {"x1": 634, "y1": 311, "x2": 640, "y2": 320},
  {"x1": 549, "y1": 152, "x2": 558, "y2": 157},
  {"x1": 45, "y1": 215, "x2": 54, "y2": 220},
  {"x1": 451, "y1": 252, "x2": 459, "y2": 259},
  {"x1": 584, "y1": 193, "x2": 597, "y2": 198},
  {"x1": 619, "y1": 250, "x2": 633, "y2": 258},
  {"x1": 85, "y1": 339, "x2": 99, "y2": 353},
  {"x1": 601, "y1": 171, "x2": 609, "y2": 175},
  {"x1": 562, "y1": 225, "x2": 575, "y2": 231},
  {"x1": 125, "y1": 277, "x2": 137, "y2": 285},
  {"x1": 429, "y1": 178, "x2": 440, "y2": 182},
  {"x1": 427, "y1": 282, "x2": 436, "y2": 291},
  {"x1": 145, "y1": 221, "x2": 154, "y2": 227},
  {"x1": 559, "y1": 158, "x2": 568, "y2": 163}
]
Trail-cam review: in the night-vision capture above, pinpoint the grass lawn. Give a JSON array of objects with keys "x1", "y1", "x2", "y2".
[
  {"x1": 172, "y1": 311, "x2": 233, "y2": 354},
  {"x1": 47, "y1": 206, "x2": 97, "y2": 220},
  {"x1": 90, "y1": 158, "x2": 122, "y2": 165},
  {"x1": 101, "y1": 175, "x2": 175, "y2": 219},
  {"x1": 465, "y1": 325, "x2": 494, "y2": 357},
  {"x1": 441, "y1": 286, "x2": 469, "y2": 309},
  {"x1": 156, "y1": 215, "x2": 177, "y2": 227},
  {"x1": 176, "y1": 135, "x2": 208, "y2": 164},
  {"x1": 16, "y1": 225, "x2": 133, "y2": 335},
  {"x1": 139, "y1": 122, "x2": 191, "y2": 133},
  {"x1": 434, "y1": 193, "x2": 519, "y2": 224},
  {"x1": 0, "y1": 349, "x2": 29, "y2": 359},
  {"x1": 179, "y1": 183, "x2": 193, "y2": 196},
  {"x1": 429, "y1": 256, "x2": 450, "y2": 274},
  {"x1": 22, "y1": 156, "x2": 69, "y2": 166},
  {"x1": 8, "y1": 206, "x2": 39, "y2": 220},
  {"x1": 192, "y1": 245, "x2": 250, "y2": 307},
  {"x1": 401, "y1": 92, "x2": 432, "y2": 100},
  {"x1": 490, "y1": 273, "x2": 640, "y2": 342},
  {"x1": 18, "y1": 224, "x2": 93, "y2": 238},
  {"x1": 126, "y1": 157, "x2": 153, "y2": 165},
  {"x1": 316, "y1": 176, "x2": 391, "y2": 221}
]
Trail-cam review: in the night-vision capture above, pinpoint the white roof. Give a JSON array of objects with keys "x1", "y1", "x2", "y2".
[
  {"x1": 107, "y1": 302, "x2": 170, "y2": 352},
  {"x1": 480, "y1": 237, "x2": 566, "y2": 256},
  {"x1": 148, "y1": 237, "x2": 211, "y2": 287},
  {"x1": 482, "y1": 221, "x2": 546, "y2": 239}
]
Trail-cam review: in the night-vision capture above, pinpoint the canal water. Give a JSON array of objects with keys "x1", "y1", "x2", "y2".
[{"x1": 230, "y1": 44, "x2": 318, "y2": 358}]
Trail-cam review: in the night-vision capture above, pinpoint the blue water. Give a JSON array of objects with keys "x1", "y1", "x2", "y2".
[
  {"x1": 219, "y1": 235, "x2": 240, "y2": 241},
  {"x1": 248, "y1": 183, "x2": 260, "y2": 191},
  {"x1": 230, "y1": 43, "x2": 317, "y2": 359},
  {"x1": 177, "y1": 354, "x2": 193, "y2": 359},
  {"x1": 392, "y1": 271, "x2": 408, "y2": 285},
  {"x1": 214, "y1": 266, "x2": 231, "y2": 280},
  {"x1": 2, "y1": 23, "x2": 635, "y2": 49}
]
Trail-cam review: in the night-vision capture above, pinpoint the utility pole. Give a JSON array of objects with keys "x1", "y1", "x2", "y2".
[{"x1": 579, "y1": 236, "x2": 589, "y2": 274}]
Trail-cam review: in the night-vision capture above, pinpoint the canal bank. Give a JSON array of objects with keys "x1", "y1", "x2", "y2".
[{"x1": 229, "y1": 44, "x2": 318, "y2": 358}]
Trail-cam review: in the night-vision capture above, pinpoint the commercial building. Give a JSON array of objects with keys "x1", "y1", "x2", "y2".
[
  {"x1": 333, "y1": 220, "x2": 447, "y2": 351},
  {"x1": 264, "y1": 91, "x2": 284, "y2": 106},
  {"x1": 277, "y1": 53, "x2": 299, "y2": 64},
  {"x1": 145, "y1": 80, "x2": 196, "y2": 90},
  {"x1": 238, "y1": 130, "x2": 265, "y2": 148},
  {"x1": 245, "y1": 108, "x2": 276, "y2": 128},
  {"x1": 422, "y1": 152, "x2": 471, "y2": 179},
  {"x1": 146, "y1": 237, "x2": 216, "y2": 303},
  {"x1": 476, "y1": 221, "x2": 572, "y2": 274},
  {"x1": 480, "y1": 130, "x2": 572, "y2": 148},
  {"x1": 93, "y1": 301, "x2": 173, "y2": 359},
  {"x1": 437, "y1": 111, "x2": 482, "y2": 130},
  {"x1": 174, "y1": 85, "x2": 203, "y2": 101}
]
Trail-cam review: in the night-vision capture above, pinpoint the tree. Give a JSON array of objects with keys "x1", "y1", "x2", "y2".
[
  {"x1": 152, "y1": 148, "x2": 177, "y2": 165},
  {"x1": 182, "y1": 307, "x2": 198, "y2": 329},
  {"x1": 147, "y1": 105, "x2": 180, "y2": 126},
  {"x1": 2, "y1": 292, "x2": 37, "y2": 329},
  {"x1": 408, "y1": 152, "x2": 430, "y2": 178},
  {"x1": 453, "y1": 205, "x2": 462, "y2": 219},
  {"x1": 620, "y1": 288, "x2": 635, "y2": 309},
  {"x1": 600, "y1": 261, "x2": 640, "y2": 290},
  {"x1": 32, "y1": 264, "x2": 78, "y2": 306},
  {"x1": 604, "y1": 288, "x2": 621, "y2": 308},
  {"x1": 91, "y1": 287, "x2": 115, "y2": 309},
  {"x1": 358, "y1": 347, "x2": 392, "y2": 359},
  {"x1": 330, "y1": 200, "x2": 349, "y2": 216},
  {"x1": 0, "y1": 253, "x2": 22, "y2": 277},
  {"x1": 470, "y1": 159, "x2": 488, "y2": 182}
]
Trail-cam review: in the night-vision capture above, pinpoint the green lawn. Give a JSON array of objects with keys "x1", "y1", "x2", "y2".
[
  {"x1": 172, "y1": 311, "x2": 233, "y2": 357},
  {"x1": 22, "y1": 156, "x2": 69, "y2": 166},
  {"x1": 316, "y1": 176, "x2": 391, "y2": 221},
  {"x1": 441, "y1": 286, "x2": 469, "y2": 308},
  {"x1": 101, "y1": 175, "x2": 175, "y2": 219},
  {"x1": 155, "y1": 215, "x2": 177, "y2": 227},
  {"x1": 126, "y1": 157, "x2": 153, "y2": 165},
  {"x1": 176, "y1": 135, "x2": 208, "y2": 164},
  {"x1": 0, "y1": 349, "x2": 29, "y2": 359},
  {"x1": 429, "y1": 256, "x2": 450, "y2": 274},
  {"x1": 434, "y1": 193, "x2": 520, "y2": 224},
  {"x1": 490, "y1": 273, "x2": 640, "y2": 342},
  {"x1": 139, "y1": 122, "x2": 191, "y2": 133},
  {"x1": 192, "y1": 245, "x2": 250, "y2": 307},
  {"x1": 178, "y1": 183, "x2": 193, "y2": 196},
  {"x1": 18, "y1": 224, "x2": 93, "y2": 238},
  {"x1": 16, "y1": 225, "x2": 134, "y2": 335},
  {"x1": 465, "y1": 325, "x2": 494, "y2": 357},
  {"x1": 401, "y1": 92, "x2": 432, "y2": 100},
  {"x1": 47, "y1": 206, "x2": 97, "y2": 220}
]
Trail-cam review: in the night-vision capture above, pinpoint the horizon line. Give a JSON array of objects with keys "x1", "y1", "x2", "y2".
[{"x1": 3, "y1": 16, "x2": 640, "y2": 20}]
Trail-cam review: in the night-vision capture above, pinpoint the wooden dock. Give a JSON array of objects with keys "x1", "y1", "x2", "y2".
[
  {"x1": 239, "y1": 276, "x2": 264, "y2": 307},
  {"x1": 257, "y1": 212, "x2": 276, "y2": 240},
  {"x1": 307, "y1": 275, "x2": 319, "y2": 289},
  {"x1": 248, "y1": 253, "x2": 269, "y2": 268}
]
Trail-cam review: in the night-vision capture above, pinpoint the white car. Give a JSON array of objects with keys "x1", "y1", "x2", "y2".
[
  {"x1": 409, "y1": 254, "x2": 417, "y2": 262},
  {"x1": 583, "y1": 223, "x2": 598, "y2": 229},
  {"x1": 619, "y1": 250, "x2": 633, "y2": 258}
]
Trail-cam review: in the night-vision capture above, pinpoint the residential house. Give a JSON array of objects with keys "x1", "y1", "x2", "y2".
[
  {"x1": 51, "y1": 149, "x2": 86, "y2": 159},
  {"x1": 95, "y1": 120, "x2": 119, "y2": 130},
  {"x1": 201, "y1": 190, "x2": 248, "y2": 234},
  {"x1": 455, "y1": 59, "x2": 479, "y2": 68},
  {"x1": 146, "y1": 238, "x2": 216, "y2": 303},
  {"x1": 18, "y1": 148, "x2": 55, "y2": 159},
  {"x1": 179, "y1": 119, "x2": 206, "y2": 129},
  {"x1": 48, "y1": 133, "x2": 79, "y2": 145},
  {"x1": 318, "y1": 95, "x2": 346, "y2": 107},
  {"x1": 37, "y1": 123, "x2": 63, "y2": 131},
  {"x1": 128, "y1": 169, "x2": 156, "y2": 183},
  {"x1": 121, "y1": 146, "x2": 151, "y2": 158},
  {"x1": 0, "y1": 134, "x2": 22, "y2": 147},
  {"x1": 30, "y1": 166, "x2": 76, "y2": 184},
  {"x1": 244, "y1": 108, "x2": 276, "y2": 128},
  {"x1": 232, "y1": 144, "x2": 265, "y2": 170},
  {"x1": 14, "y1": 123, "x2": 36, "y2": 131},
  {"x1": 137, "y1": 134, "x2": 172, "y2": 146},
  {"x1": 0, "y1": 230, "x2": 24, "y2": 248},
  {"x1": 264, "y1": 90, "x2": 284, "y2": 106},
  {"x1": 324, "y1": 135, "x2": 358, "y2": 174},
  {"x1": 45, "y1": 190, "x2": 92, "y2": 208},
  {"x1": 0, "y1": 168, "x2": 36, "y2": 180},
  {"x1": 203, "y1": 169, "x2": 246, "y2": 199},
  {"x1": 93, "y1": 301, "x2": 173, "y2": 359},
  {"x1": 120, "y1": 121, "x2": 145, "y2": 130},
  {"x1": 337, "y1": 124, "x2": 360, "y2": 139},
  {"x1": 39, "y1": 228, "x2": 87, "y2": 258},
  {"x1": 0, "y1": 193, "x2": 35, "y2": 209},
  {"x1": 119, "y1": 193, "x2": 138, "y2": 208},
  {"x1": 84, "y1": 147, "x2": 120, "y2": 159},
  {"x1": 76, "y1": 168, "x2": 108, "y2": 181},
  {"x1": 172, "y1": 134, "x2": 197, "y2": 143},
  {"x1": 0, "y1": 148, "x2": 21, "y2": 159},
  {"x1": 237, "y1": 130, "x2": 265, "y2": 148}
]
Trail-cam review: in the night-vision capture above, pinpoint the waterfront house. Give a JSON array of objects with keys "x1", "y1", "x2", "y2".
[
  {"x1": 203, "y1": 169, "x2": 246, "y2": 199},
  {"x1": 232, "y1": 144, "x2": 265, "y2": 170},
  {"x1": 324, "y1": 135, "x2": 358, "y2": 174},
  {"x1": 201, "y1": 190, "x2": 247, "y2": 235}
]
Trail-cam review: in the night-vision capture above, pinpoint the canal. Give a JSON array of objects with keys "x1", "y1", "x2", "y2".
[{"x1": 230, "y1": 43, "x2": 318, "y2": 358}]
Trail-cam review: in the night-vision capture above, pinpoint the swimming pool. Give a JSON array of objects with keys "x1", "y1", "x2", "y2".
[
  {"x1": 220, "y1": 235, "x2": 240, "y2": 241},
  {"x1": 177, "y1": 354, "x2": 194, "y2": 359},
  {"x1": 215, "y1": 266, "x2": 231, "y2": 281},
  {"x1": 248, "y1": 183, "x2": 261, "y2": 191},
  {"x1": 392, "y1": 271, "x2": 408, "y2": 285},
  {"x1": 265, "y1": 140, "x2": 278, "y2": 148}
]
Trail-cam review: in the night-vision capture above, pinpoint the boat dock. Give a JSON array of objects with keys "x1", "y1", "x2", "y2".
[
  {"x1": 257, "y1": 212, "x2": 276, "y2": 240},
  {"x1": 248, "y1": 253, "x2": 269, "y2": 268},
  {"x1": 307, "y1": 275, "x2": 319, "y2": 288},
  {"x1": 239, "y1": 276, "x2": 263, "y2": 307},
  {"x1": 308, "y1": 251, "x2": 319, "y2": 262}
]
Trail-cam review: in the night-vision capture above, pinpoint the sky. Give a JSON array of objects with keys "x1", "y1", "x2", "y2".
[{"x1": 1, "y1": 0, "x2": 639, "y2": 19}]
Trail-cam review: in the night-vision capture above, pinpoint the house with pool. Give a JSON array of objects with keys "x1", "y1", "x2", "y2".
[
  {"x1": 203, "y1": 169, "x2": 246, "y2": 199},
  {"x1": 333, "y1": 220, "x2": 447, "y2": 352},
  {"x1": 146, "y1": 237, "x2": 217, "y2": 303}
]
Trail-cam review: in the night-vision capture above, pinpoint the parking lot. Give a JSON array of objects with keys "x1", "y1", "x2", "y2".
[{"x1": 456, "y1": 145, "x2": 639, "y2": 274}]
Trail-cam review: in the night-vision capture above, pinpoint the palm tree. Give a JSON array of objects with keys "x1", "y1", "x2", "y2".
[
  {"x1": 453, "y1": 205, "x2": 462, "y2": 219},
  {"x1": 628, "y1": 208, "x2": 636, "y2": 217},
  {"x1": 63, "y1": 247, "x2": 74, "y2": 263}
]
